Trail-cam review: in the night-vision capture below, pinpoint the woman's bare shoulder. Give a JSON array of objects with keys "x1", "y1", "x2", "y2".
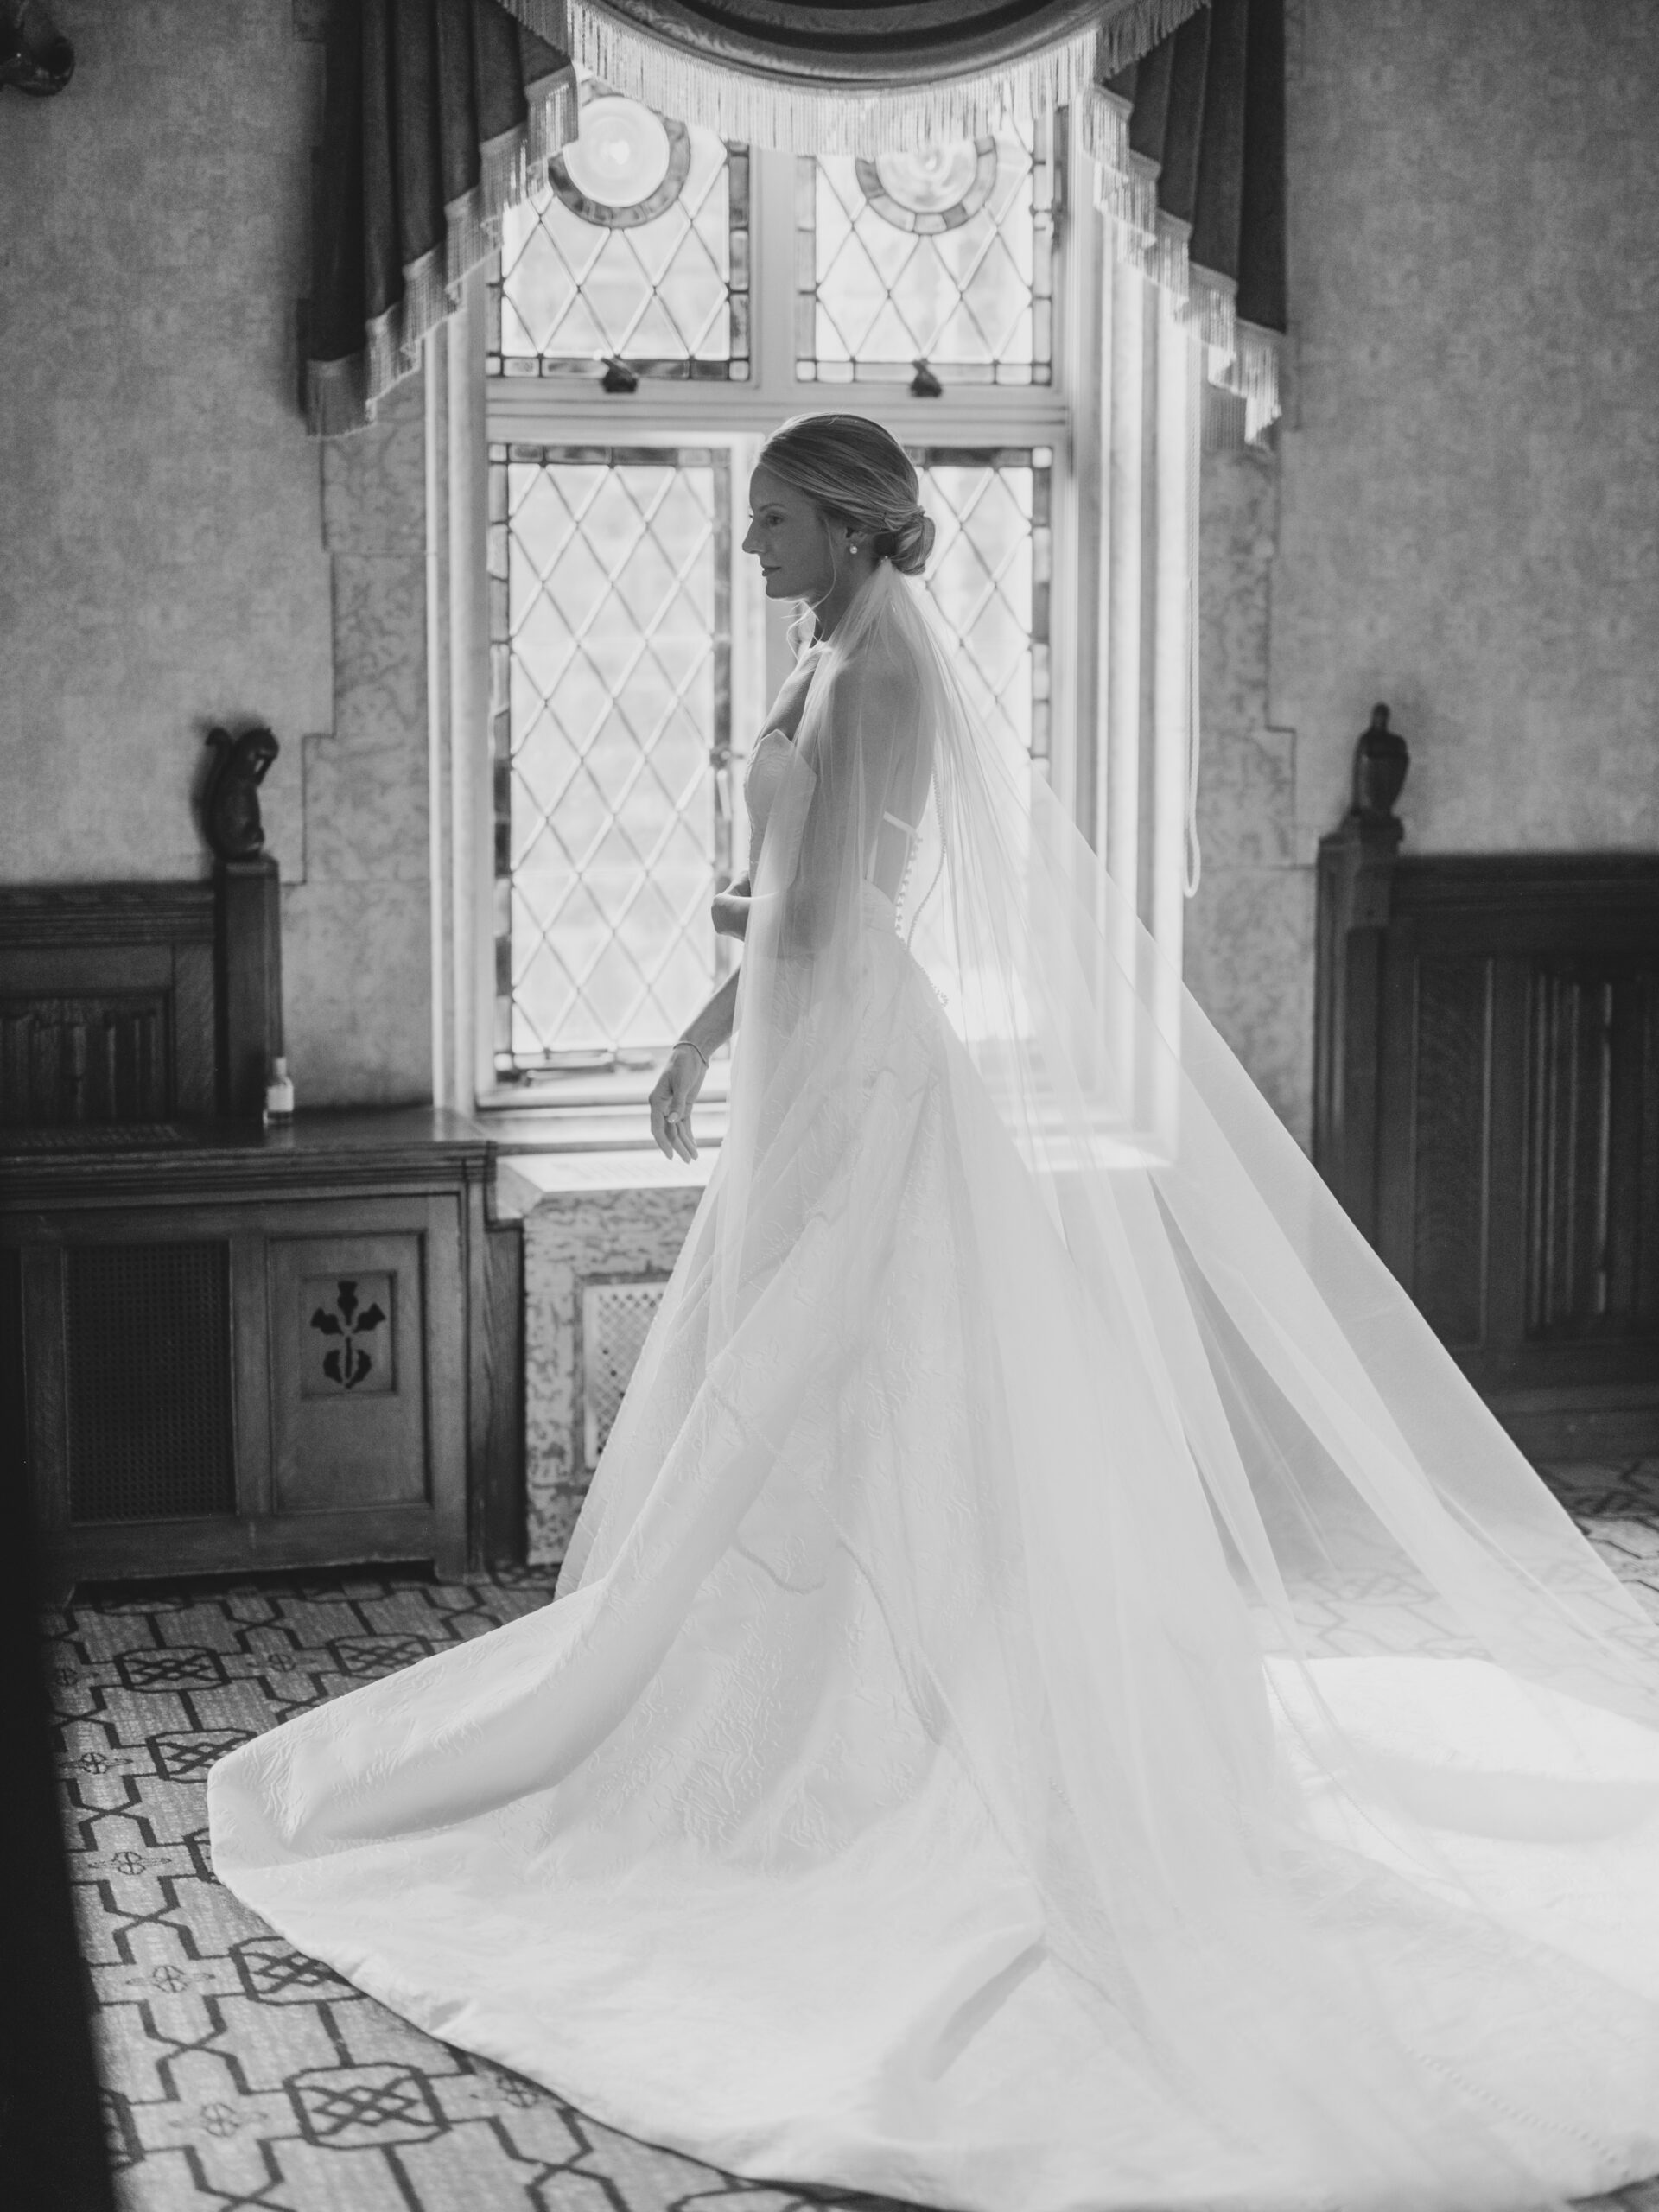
[{"x1": 826, "y1": 628, "x2": 923, "y2": 720}]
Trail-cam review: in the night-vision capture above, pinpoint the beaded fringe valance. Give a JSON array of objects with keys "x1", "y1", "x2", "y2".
[
  {"x1": 313, "y1": 0, "x2": 1283, "y2": 446},
  {"x1": 500, "y1": 0, "x2": 1205, "y2": 153},
  {"x1": 489, "y1": 0, "x2": 1283, "y2": 442},
  {"x1": 305, "y1": 11, "x2": 583, "y2": 440},
  {"x1": 319, "y1": 75, "x2": 579, "y2": 437},
  {"x1": 1084, "y1": 84, "x2": 1278, "y2": 444}
]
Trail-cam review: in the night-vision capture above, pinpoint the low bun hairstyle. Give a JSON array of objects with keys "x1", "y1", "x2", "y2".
[
  {"x1": 758, "y1": 414, "x2": 937, "y2": 577},
  {"x1": 884, "y1": 505, "x2": 936, "y2": 578}
]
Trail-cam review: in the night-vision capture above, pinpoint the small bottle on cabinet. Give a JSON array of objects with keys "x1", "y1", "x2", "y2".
[{"x1": 264, "y1": 1056, "x2": 295, "y2": 1128}]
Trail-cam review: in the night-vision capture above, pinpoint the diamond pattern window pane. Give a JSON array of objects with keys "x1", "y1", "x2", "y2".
[
  {"x1": 491, "y1": 79, "x2": 749, "y2": 382},
  {"x1": 490, "y1": 445, "x2": 733, "y2": 1073},
  {"x1": 798, "y1": 117, "x2": 1053, "y2": 385},
  {"x1": 915, "y1": 448, "x2": 1052, "y2": 760}
]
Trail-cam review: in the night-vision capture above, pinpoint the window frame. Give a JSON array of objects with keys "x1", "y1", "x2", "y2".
[{"x1": 442, "y1": 120, "x2": 1108, "y2": 1123}]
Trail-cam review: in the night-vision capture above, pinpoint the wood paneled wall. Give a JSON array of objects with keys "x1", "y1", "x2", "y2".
[
  {"x1": 1317, "y1": 831, "x2": 1659, "y2": 1458},
  {"x1": 0, "y1": 872, "x2": 283, "y2": 1126}
]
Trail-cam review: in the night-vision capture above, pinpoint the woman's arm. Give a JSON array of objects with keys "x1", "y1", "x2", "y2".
[
  {"x1": 647, "y1": 965, "x2": 739, "y2": 1162},
  {"x1": 711, "y1": 874, "x2": 751, "y2": 942}
]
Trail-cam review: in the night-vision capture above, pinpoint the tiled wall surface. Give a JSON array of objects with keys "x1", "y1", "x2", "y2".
[
  {"x1": 518, "y1": 1159, "x2": 713, "y2": 1563},
  {"x1": 1185, "y1": 0, "x2": 1659, "y2": 1143}
]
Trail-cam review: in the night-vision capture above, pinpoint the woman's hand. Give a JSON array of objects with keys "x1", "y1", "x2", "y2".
[
  {"x1": 712, "y1": 875, "x2": 751, "y2": 941},
  {"x1": 648, "y1": 1040, "x2": 709, "y2": 1163}
]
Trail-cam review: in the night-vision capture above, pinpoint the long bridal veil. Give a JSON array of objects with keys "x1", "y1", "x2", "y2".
[
  {"x1": 211, "y1": 556, "x2": 1659, "y2": 2211},
  {"x1": 569, "y1": 562, "x2": 1659, "y2": 2202}
]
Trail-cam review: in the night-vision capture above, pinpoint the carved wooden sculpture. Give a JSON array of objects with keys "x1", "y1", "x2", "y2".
[
  {"x1": 0, "y1": 0, "x2": 73, "y2": 95},
  {"x1": 201, "y1": 726, "x2": 280, "y2": 862}
]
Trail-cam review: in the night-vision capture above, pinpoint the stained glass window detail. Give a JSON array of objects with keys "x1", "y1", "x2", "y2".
[
  {"x1": 491, "y1": 80, "x2": 749, "y2": 381},
  {"x1": 797, "y1": 117, "x2": 1053, "y2": 386},
  {"x1": 916, "y1": 448, "x2": 1052, "y2": 759},
  {"x1": 489, "y1": 445, "x2": 734, "y2": 1074}
]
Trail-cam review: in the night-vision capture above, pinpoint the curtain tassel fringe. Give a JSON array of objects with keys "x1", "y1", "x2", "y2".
[{"x1": 499, "y1": 0, "x2": 1207, "y2": 154}]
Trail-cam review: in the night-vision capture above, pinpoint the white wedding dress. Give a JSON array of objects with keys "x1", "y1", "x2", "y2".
[{"x1": 213, "y1": 568, "x2": 1659, "y2": 2211}]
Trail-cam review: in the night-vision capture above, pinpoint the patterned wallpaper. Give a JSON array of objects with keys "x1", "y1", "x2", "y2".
[
  {"x1": 0, "y1": 0, "x2": 432, "y2": 1108},
  {"x1": 1185, "y1": 0, "x2": 1659, "y2": 1144}
]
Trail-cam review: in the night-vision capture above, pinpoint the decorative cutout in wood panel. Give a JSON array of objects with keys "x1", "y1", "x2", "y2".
[
  {"x1": 269, "y1": 1236, "x2": 428, "y2": 1516},
  {"x1": 303, "y1": 1274, "x2": 396, "y2": 1396}
]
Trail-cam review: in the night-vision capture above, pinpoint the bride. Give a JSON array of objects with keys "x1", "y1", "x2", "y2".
[{"x1": 212, "y1": 415, "x2": 1659, "y2": 2212}]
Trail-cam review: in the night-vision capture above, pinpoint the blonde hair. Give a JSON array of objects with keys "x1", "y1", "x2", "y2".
[{"x1": 758, "y1": 414, "x2": 936, "y2": 576}]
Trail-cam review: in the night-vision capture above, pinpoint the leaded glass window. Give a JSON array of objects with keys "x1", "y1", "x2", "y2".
[
  {"x1": 490, "y1": 80, "x2": 750, "y2": 381},
  {"x1": 486, "y1": 111, "x2": 1074, "y2": 1097},
  {"x1": 797, "y1": 118, "x2": 1054, "y2": 386},
  {"x1": 489, "y1": 444, "x2": 734, "y2": 1073},
  {"x1": 917, "y1": 448, "x2": 1052, "y2": 760}
]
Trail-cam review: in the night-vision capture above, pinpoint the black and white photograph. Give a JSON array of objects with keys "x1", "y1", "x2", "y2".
[{"x1": 3, "y1": 3, "x2": 1659, "y2": 2209}]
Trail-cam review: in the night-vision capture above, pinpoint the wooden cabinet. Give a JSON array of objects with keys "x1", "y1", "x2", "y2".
[{"x1": 0, "y1": 1111, "x2": 514, "y2": 1597}]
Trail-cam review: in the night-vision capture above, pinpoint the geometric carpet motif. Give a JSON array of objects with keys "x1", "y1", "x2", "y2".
[{"x1": 45, "y1": 1461, "x2": 1659, "y2": 2212}]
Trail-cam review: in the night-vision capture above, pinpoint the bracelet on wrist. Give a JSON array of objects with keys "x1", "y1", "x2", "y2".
[{"x1": 674, "y1": 1038, "x2": 709, "y2": 1067}]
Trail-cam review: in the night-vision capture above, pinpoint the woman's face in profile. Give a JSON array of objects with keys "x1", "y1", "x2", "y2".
[{"x1": 743, "y1": 467, "x2": 842, "y2": 602}]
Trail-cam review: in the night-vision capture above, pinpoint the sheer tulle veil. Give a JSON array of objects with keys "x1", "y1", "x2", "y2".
[
  {"x1": 206, "y1": 521, "x2": 1659, "y2": 2208},
  {"x1": 567, "y1": 557, "x2": 1659, "y2": 2202}
]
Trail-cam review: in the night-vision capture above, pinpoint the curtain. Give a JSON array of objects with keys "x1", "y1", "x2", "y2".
[
  {"x1": 308, "y1": 0, "x2": 1284, "y2": 440},
  {"x1": 1092, "y1": 0, "x2": 1286, "y2": 438},
  {"x1": 308, "y1": 0, "x2": 575, "y2": 434}
]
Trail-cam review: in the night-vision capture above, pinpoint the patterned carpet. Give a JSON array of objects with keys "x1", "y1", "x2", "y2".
[{"x1": 44, "y1": 1461, "x2": 1659, "y2": 2212}]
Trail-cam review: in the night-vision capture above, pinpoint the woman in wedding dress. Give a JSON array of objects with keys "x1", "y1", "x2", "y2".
[{"x1": 212, "y1": 415, "x2": 1659, "y2": 2212}]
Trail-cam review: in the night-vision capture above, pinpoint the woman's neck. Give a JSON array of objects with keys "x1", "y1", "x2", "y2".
[{"x1": 810, "y1": 556, "x2": 880, "y2": 641}]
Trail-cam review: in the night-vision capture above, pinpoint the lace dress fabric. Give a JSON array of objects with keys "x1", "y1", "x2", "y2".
[{"x1": 212, "y1": 570, "x2": 1659, "y2": 2212}]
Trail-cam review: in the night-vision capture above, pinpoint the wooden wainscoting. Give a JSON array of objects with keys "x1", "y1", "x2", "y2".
[
  {"x1": 0, "y1": 877, "x2": 525, "y2": 1586},
  {"x1": 0, "y1": 1113, "x2": 520, "y2": 1596},
  {"x1": 1317, "y1": 830, "x2": 1659, "y2": 1457},
  {"x1": 0, "y1": 869, "x2": 282, "y2": 1126},
  {"x1": 0, "y1": 882, "x2": 219, "y2": 1124}
]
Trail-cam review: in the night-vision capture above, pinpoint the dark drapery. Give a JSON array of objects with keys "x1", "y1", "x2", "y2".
[
  {"x1": 308, "y1": 0, "x2": 575, "y2": 434},
  {"x1": 1096, "y1": 0, "x2": 1286, "y2": 435}
]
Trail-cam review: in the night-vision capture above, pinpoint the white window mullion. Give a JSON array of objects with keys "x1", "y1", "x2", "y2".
[
  {"x1": 1149, "y1": 288, "x2": 1198, "y2": 977},
  {"x1": 1052, "y1": 107, "x2": 1105, "y2": 836},
  {"x1": 749, "y1": 148, "x2": 798, "y2": 407},
  {"x1": 425, "y1": 325, "x2": 455, "y2": 1107},
  {"x1": 1096, "y1": 245, "x2": 1200, "y2": 977},
  {"x1": 485, "y1": 378, "x2": 1067, "y2": 447},
  {"x1": 425, "y1": 270, "x2": 494, "y2": 1118},
  {"x1": 1104, "y1": 252, "x2": 1146, "y2": 921},
  {"x1": 452, "y1": 278, "x2": 496, "y2": 1116},
  {"x1": 750, "y1": 148, "x2": 804, "y2": 703}
]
